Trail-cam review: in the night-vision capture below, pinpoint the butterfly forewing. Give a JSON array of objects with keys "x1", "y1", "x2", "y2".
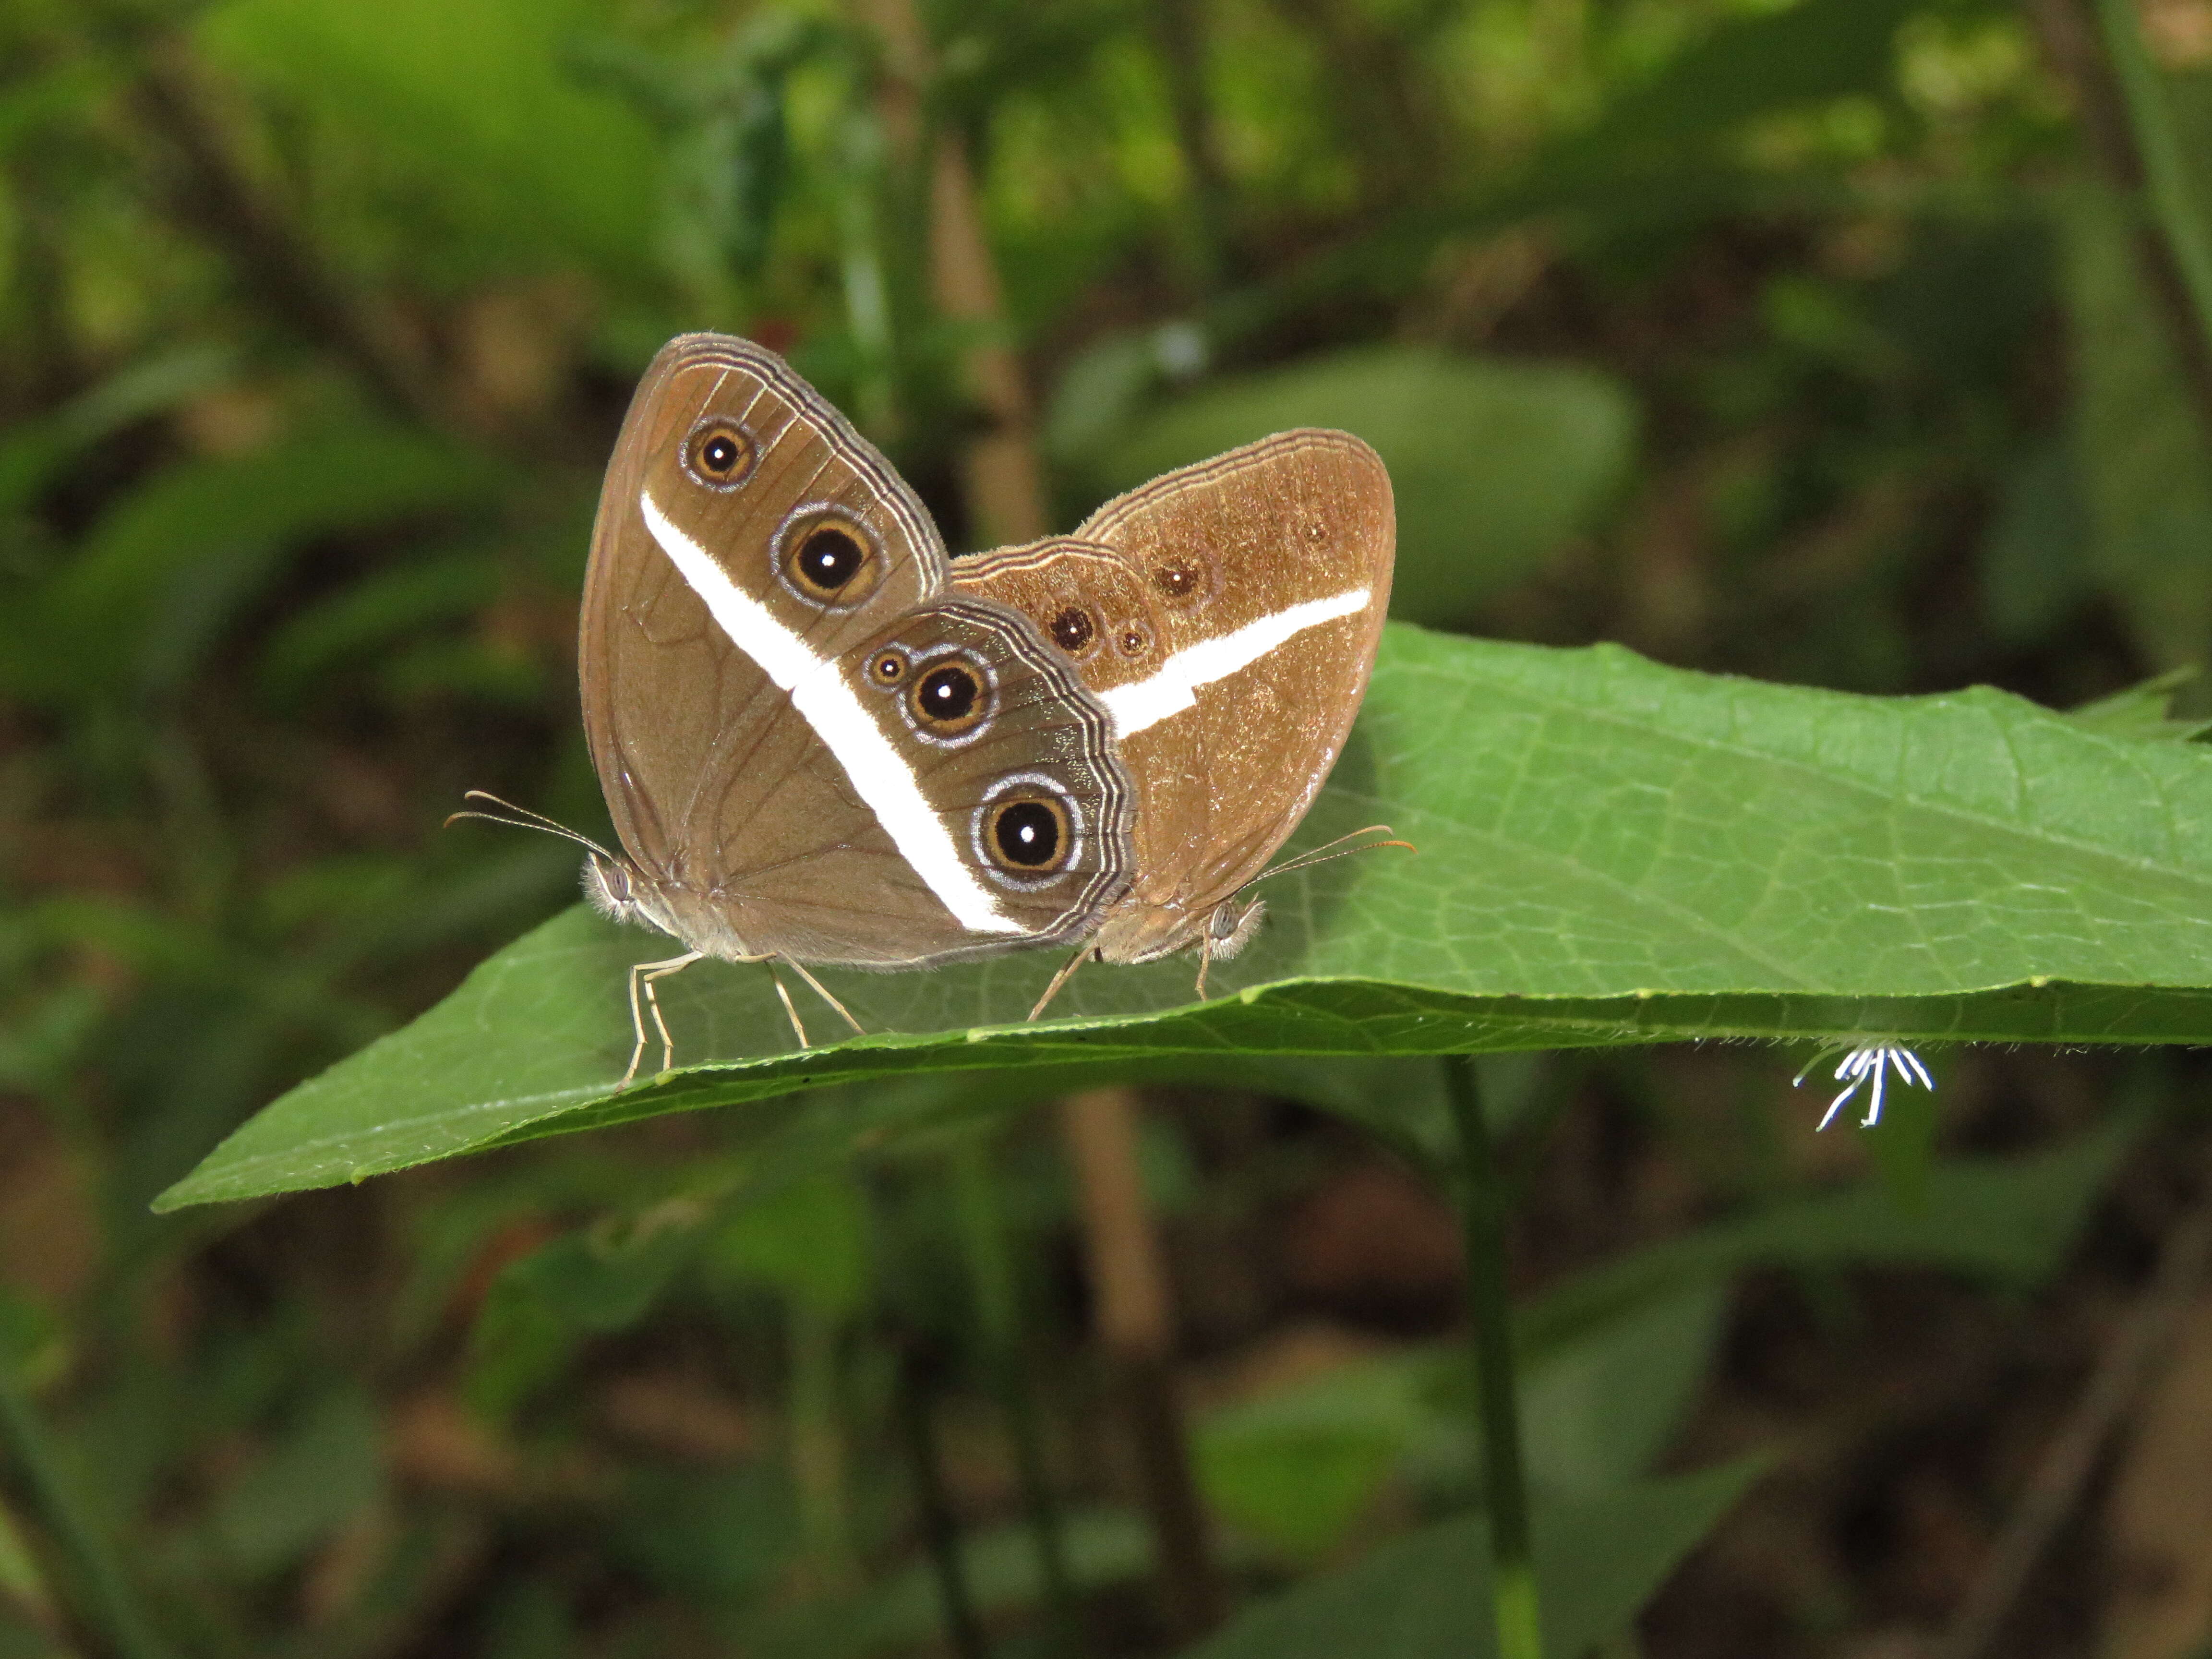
[{"x1": 580, "y1": 334, "x2": 1131, "y2": 967}]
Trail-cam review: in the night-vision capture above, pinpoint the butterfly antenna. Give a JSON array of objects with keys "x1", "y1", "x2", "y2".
[
  {"x1": 1246, "y1": 824, "x2": 1415, "y2": 889},
  {"x1": 445, "y1": 790, "x2": 617, "y2": 863}
]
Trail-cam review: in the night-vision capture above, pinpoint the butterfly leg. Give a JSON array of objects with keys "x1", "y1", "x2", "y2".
[
  {"x1": 622, "y1": 950, "x2": 705, "y2": 1089},
  {"x1": 1027, "y1": 944, "x2": 1091, "y2": 1022},
  {"x1": 1194, "y1": 928, "x2": 1216, "y2": 1002},
  {"x1": 779, "y1": 956, "x2": 866, "y2": 1039},
  {"x1": 763, "y1": 964, "x2": 812, "y2": 1049}
]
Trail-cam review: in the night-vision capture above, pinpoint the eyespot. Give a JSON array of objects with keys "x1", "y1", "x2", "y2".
[
  {"x1": 1154, "y1": 562, "x2": 1200, "y2": 599},
  {"x1": 1302, "y1": 517, "x2": 1331, "y2": 544},
  {"x1": 868, "y1": 650, "x2": 907, "y2": 687},
  {"x1": 910, "y1": 659, "x2": 988, "y2": 736},
  {"x1": 774, "y1": 507, "x2": 881, "y2": 608},
  {"x1": 987, "y1": 797, "x2": 1067, "y2": 871},
  {"x1": 683, "y1": 419, "x2": 757, "y2": 490},
  {"x1": 972, "y1": 773, "x2": 1083, "y2": 888},
  {"x1": 1116, "y1": 624, "x2": 1151, "y2": 658},
  {"x1": 1048, "y1": 605, "x2": 1097, "y2": 657}
]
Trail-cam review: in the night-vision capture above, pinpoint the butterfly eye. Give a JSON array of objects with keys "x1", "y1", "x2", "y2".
[
  {"x1": 1048, "y1": 605, "x2": 1097, "y2": 656},
  {"x1": 683, "y1": 419, "x2": 757, "y2": 489},
  {"x1": 910, "y1": 659, "x2": 990, "y2": 737},
  {"x1": 775, "y1": 508, "x2": 881, "y2": 608},
  {"x1": 986, "y1": 796, "x2": 1068, "y2": 871}
]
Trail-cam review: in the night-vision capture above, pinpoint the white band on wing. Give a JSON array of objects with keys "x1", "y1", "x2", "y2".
[
  {"x1": 639, "y1": 491, "x2": 1022, "y2": 935},
  {"x1": 1099, "y1": 586, "x2": 1372, "y2": 739}
]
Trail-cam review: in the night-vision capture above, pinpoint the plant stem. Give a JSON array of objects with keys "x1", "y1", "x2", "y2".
[
  {"x1": 894, "y1": 1346, "x2": 988, "y2": 1659},
  {"x1": 950, "y1": 1140, "x2": 1084, "y2": 1648},
  {"x1": 787, "y1": 1302, "x2": 855, "y2": 1593},
  {"x1": 1060, "y1": 1088, "x2": 1222, "y2": 1638},
  {"x1": 1444, "y1": 1054, "x2": 1544, "y2": 1659},
  {"x1": 0, "y1": 1361, "x2": 173, "y2": 1659},
  {"x1": 2090, "y1": 0, "x2": 2212, "y2": 363},
  {"x1": 2032, "y1": 0, "x2": 2212, "y2": 436}
]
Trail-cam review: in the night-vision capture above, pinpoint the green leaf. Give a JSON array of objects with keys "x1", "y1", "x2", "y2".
[
  {"x1": 466, "y1": 1202, "x2": 705, "y2": 1417},
  {"x1": 1177, "y1": 1461, "x2": 1760, "y2": 1659},
  {"x1": 703, "y1": 1173, "x2": 871, "y2": 1320},
  {"x1": 2066, "y1": 669, "x2": 2212, "y2": 744},
  {"x1": 208, "y1": 1387, "x2": 384, "y2": 1578},
  {"x1": 1192, "y1": 1279, "x2": 1729, "y2": 1559},
  {"x1": 0, "y1": 342, "x2": 238, "y2": 520},
  {"x1": 198, "y1": 0, "x2": 662, "y2": 283},
  {"x1": 1109, "y1": 349, "x2": 1637, "y2": 624},
  {"x1": 1979, "y1": 435, "x2": 2096, "y2": 646},
  {"x1": 256, "y1": 552, "x2": 504, "y2": 706},
  {"x1": 1537, "y1": 0, "x2": 1926, "y2": 178},
  {"x1": 1525, "y1": 1115, "x2": 2143, "y2": 1349},
  {"x1": 4, "y1": 422, "x2": 500, "y2": 705},
  {"x1": 162, "y1": 625, "x2": 2212, "y2": 1209},
  {"x1": 733, "y1": 1508, "x2": 1164, "y2": 1659},
  {"x1": 2062, "y1": 180, "x2": 2212, "y2": 668}
]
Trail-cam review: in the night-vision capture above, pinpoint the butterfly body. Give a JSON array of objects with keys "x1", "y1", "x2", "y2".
[{"x1": 573, "y1": 333, "x2": 1393, "y2": 1069}]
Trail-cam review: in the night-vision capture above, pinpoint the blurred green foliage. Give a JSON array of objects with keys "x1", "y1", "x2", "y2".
[{"x1": 5, "y1": 0, "x2": 2212, "y2": 1654}]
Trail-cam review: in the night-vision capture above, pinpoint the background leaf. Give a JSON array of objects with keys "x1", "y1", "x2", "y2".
[
  {"x1": 1107, "y1": 349, "x2": 1638, "y2": 624},
  {"x1": 1178, "y1": 1461, "x2": 1760, "y2": 1659}
]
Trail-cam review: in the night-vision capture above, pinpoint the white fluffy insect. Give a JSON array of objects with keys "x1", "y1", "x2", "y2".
[{"x1": 1794, "y1": 1045, "x2": 1935, "y2": 1130}]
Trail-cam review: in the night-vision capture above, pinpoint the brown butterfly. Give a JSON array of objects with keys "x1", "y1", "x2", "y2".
[{"x1": 459, "y1": 334, "x2": 1395, "y2": 1083}]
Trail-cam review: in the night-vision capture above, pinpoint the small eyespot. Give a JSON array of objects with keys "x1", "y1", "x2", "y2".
[
  {"x1": 869, "y1": 650, "x2": 907, "y2": 686},
  {"x1": 1302, "y1": 518, "x2": 1330, "y2": 544},
  {"x1": 910, "y1": 659, "x2": 988, "y2": 736},
  {"x1": 1154, "y1": 562, "x2": 1200, "y2": 598},
  {"x1": 1049, "y1": 605, "x2": 1097, "y2": 656},
  {"x1": 776, "y1": 509, "x2": 880, "y2": 607},
  {"x1": 987, "y1": 797, "x2": 1067, "y2": 871},
  {"x1": 1116, "y1": 624, "x2": 1151, "y2": 658},
  {"x1": 684, "y1": 420, "x2": 757, "y2": 489}
]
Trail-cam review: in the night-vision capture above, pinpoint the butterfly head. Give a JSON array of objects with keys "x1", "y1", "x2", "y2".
[
  {"x1": 583, "y1": 852, "x2": 644, "y2": 926},
  {"x1": 1205, "y1": 897, "x2": 1266, "y2": 962}
]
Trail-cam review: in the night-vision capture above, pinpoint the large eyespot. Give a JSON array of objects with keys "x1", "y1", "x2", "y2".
[
  {"x1": 973, "y1": 774, "x2": 1082, "y2": 887},
  {"x1": 682, "y1": 419, "x2": 757, "y2": 490},
  {"x1": 774, "y1": 506, "x2": 881, "y2": 608},
  {"x1": 989, "y1": 797, "x2": 1066, "y2": 870},
  {"x1": 1048, "y1": 605, "x2": 1097, "y2": 657},
  {"x1": 909, "y1": 657, "x2": 991, "y2": 739}
]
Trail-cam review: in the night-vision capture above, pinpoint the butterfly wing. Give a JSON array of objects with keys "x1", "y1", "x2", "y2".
[
  {"x1": 581, "y1": 334, "x2": 1130, "y2": 966},
  {"x1": 958, "y1": 430, "x2": 1393, "y2": 962}
]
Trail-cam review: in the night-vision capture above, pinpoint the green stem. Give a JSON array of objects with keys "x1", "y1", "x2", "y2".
[
  {"x1": 950, "y1": 1141, "x2": 1083, "y2": 1647},
  {"x1": 1444, "y1": 1055, "x2": 1544, "y2": 1659},
  {"x1": 787, "y1": 1303, "x2": 854, "y2": 1591},
  {"x1": 0, "y1": 1360, "x2": 173, "y2": 1659},
  {"x1": 2093, "y1": 0, "x2": 2212, "y2": 361},
  {"x1": 894, "y1": 1347, "x2": 988, "y2": 1659}
]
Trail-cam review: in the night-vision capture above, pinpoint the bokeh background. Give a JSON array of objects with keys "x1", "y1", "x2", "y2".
[{"x1": 5, "y1": 0, "x2": 2212, "y2": 1654}]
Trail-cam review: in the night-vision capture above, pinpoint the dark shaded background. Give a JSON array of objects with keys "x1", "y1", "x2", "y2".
[{"x1": 4, "y1": 0, "x2": 2212, "y2": 1655}]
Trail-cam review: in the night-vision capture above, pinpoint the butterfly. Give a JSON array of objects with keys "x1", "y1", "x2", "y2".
[{"x1": 458, "y1": 334, "x2": 1395, "y2": 1084}]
